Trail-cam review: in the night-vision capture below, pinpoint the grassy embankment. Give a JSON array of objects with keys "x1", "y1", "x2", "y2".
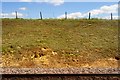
[{"x1": 1, "y1": 19, "x2": 119, "y2": 68}]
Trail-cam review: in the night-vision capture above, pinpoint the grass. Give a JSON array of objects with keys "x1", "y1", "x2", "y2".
[{"x1": 1, "y1": 18, "x2": 119, "y2": 68}]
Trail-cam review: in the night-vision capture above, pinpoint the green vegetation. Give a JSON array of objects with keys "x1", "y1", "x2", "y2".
[{"x1": 2, "y1": 19, "x2": 119, "y2": 68}]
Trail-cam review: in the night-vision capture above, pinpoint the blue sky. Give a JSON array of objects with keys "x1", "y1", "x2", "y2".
[
  {"x1": 1, "y1": 0, "x2": 120, "y2": 2},
  {"x1": 1, "y1": 2, "x2": 119, "y2": 19}
]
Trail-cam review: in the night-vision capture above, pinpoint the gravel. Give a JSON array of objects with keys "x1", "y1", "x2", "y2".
[{"x1": 0, "y1": 68, "x2": 120, "y2": 74}]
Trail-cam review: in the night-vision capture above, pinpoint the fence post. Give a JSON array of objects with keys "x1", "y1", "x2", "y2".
[
  {"x1": 89, "y1": 12, "x2": 91, "y2": 20},
  {"x1": 65, "y1": 12, "x2": 67, "y2": 19},
  {"x1": 40, "y1": 12, "x2": 42, "y2": 20},
  {"x1": 111, "y1": 13, "x2": 113, "y2": 20},
  {"x1": 15, "y1": 11, "x2": 18, "y2": 19}
]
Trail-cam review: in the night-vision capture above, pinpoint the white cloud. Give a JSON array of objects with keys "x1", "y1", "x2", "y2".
[
  {"x1": 0, "y1": 12, "x2": 24, "y2": 18},
  {"x1": 90, "y1": 10, "x2": 103, "y2": 15},
  {"x1": 57, "y1": 12, "x2": 83, "y2": 19},
  {"x1": 19, "y1": 0, "x2": 32, "y2": 2},
  {"x1": 19, "y1": 7, "x2": 27, "y2": 10},
  {"x1": 49, "y1": 0, "x2": 64, "y2": 6},
  {"x1": 90, "y1": 4, "x2": 118, "y2": 16},
  {"x1": 19, "y1": 0, "x2": 64, "y2": 6},
  {"x1": 2, "y1": 0, "x2": 119, "y2": 2},
  {"x1": 100, "y1": 4, "x2": 118, "y2": 13},
  {"x1": 111, "y1": 15, "x2": 118, "y2": 19},
  {"x1": 57, "y1": 4, "x2": 118, "y2": 19}
]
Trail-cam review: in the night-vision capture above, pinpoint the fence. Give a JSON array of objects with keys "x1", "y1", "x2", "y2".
[{"x1": 2, "y1": 11, "x2": 114, "y2": 20}]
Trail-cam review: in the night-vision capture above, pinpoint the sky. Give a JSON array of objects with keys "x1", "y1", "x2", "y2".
[
  {"x1": 1, "y1": 1, "x2": 119, "y2": 19},
  {"x1": 1, "y1": 0, "x2": 120, "y2": 2}
]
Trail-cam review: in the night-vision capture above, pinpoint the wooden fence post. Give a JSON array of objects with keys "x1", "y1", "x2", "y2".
[
  {"x1": 15, "y1": 11, "x2": 18, "y2": 19},
  {"x1": 89, "y1": 12, "x2": 91, "y2": 20},
  {"x1": 65, "y1": 12, "x2": 67, "y2": 19},
  {"x1": 40, "y1": 12, "x2": 42, "y2": 20},
  {"x1": 111, "y1": 13, "x2": 113, "y2": 20}
]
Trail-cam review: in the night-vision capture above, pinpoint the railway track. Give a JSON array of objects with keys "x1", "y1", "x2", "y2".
[{"x1": 1, "y1": 74, "x2": 120, "y2": 80}]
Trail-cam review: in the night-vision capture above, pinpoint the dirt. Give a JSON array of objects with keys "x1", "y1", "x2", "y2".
[{"x1": 1, "y1": 47, "x2": 119, "y2": 68}]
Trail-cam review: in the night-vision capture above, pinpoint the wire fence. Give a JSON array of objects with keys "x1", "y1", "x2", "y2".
[{"x1": 1, "y1": 11, "x2": 117, "y2": 20}]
